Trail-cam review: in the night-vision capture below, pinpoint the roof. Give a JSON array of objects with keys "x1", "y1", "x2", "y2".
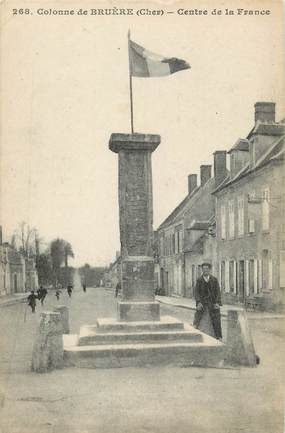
[
  {"x1": 213, "y1": 134, "x2": 284, "y2": 194},
  {"x1": 157, "y1": 185, "x2": 200, "y2": 230},
  {"x1": 187, "y1": 220, "x2": 211, "y2": 230},
  {"x1": 228, "y1": 138, "x2": 249, "y2": 153},
  {"x1": 157, "y1": 172, "x2": 226, "y2": 232},
  {"x1": 247, "y1": 119, "x2": 284, "y2": 140}
]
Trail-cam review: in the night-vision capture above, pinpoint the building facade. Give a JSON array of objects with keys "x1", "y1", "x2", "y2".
[
  {"x1": 213, "y1": 102, "x2": 284, "y2": 310},
  {"x1": 157, "y1": 152, "x2": 227, "y2": 297},
  {"x1": 0, "y1": 227, "x2": 38, "y2": 296},
  {"x1": 156, "y1": 101, "x2": 284, "y2": 311},
  {"x1": 0, "y1": 243, "x2": 26, "y2": 295}
]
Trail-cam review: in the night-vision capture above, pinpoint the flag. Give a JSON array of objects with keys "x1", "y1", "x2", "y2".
[{"x1": 129, "y1": 39, "x2": 190, "y2": 77}]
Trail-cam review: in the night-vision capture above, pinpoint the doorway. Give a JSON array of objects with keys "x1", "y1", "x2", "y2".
[
  {"x1": 14, "y1": 273, "x2": 18, "y2": 293},
  {"x1": 238, "y1": 261, "x2": 245, "y2": 303}
]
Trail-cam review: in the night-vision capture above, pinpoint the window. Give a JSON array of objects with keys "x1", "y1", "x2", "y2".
[
  {"x1": 174, "y1": 232, "x2": 179, "y2": 254},
  {"x1": 178, "y1": 231, "x2": 183, "y2": 253},
  {"x1": 165, "y1": 236, "x2": 169, "y2": 256},
  {"x1": 191, "y1": 265, "x2": 196, "y2": 289},
  {"x1": 247, "y1": 191, "x2": 256, "y2": 235},
  {"x1": 262, "y1": 249, "x2": 272, "y2": 290},
  {"x1": 262, "y1": 188, "x2": 270, "y2": 231},
  {"x1": 249, "y1": 259, "x2": 255, "y2": 295},
  {"x1": 160, "y1": 238, "x2": 164, "y2": 256},
  {"x1": 237, "y1": 197, "x2": 244, "y2": 236},
  {"x1": 229, "y1": 260, "x2": 236, "y2": 293},
  {"x1": 229, "y1": 200, "x2": 235, "y2": 239},
  {"x1": 220, "y1": 261, "x2": 225, "y2": 292},
  {"x1": 225, "y1": 260, "x2": 230, "y2": 292},
  {"x1": 221, "y1": 205, "x2": 226, "y2": 240},
  {"x1": 248, "y1": 219, "x2": 255, "y2": 234},
  {"x1": 280, "y1": 251, "x2": 285, "y2": 288}
]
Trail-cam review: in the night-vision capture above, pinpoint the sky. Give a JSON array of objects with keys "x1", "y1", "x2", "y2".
[{"x1": 1, "y1": 0, "x2": 284, "y2": 266}]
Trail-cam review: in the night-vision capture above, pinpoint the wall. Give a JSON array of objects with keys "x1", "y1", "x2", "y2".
[{"x1": 215, "y1": 162, "x2": 284, "y2": 308}]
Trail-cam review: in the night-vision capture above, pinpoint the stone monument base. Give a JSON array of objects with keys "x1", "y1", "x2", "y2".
[
  {"x1": 117, "y1": 301, "x2": 160, "y2": 321},
  {"x1": 63, "y1": 315, "x2": 225, "y2": 369}
]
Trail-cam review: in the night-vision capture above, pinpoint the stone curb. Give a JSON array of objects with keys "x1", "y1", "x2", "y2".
[
  {"x1": 156, "y1": 297, "x2": 285, "y2": 320},
  {"x1": 0, "y1": 294, "x2": 28, "y2": 308}
]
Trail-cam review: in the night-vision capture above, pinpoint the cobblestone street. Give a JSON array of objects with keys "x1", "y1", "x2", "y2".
[{"x1": 0, "y1": 287, "x2": 284, "y2": 433}]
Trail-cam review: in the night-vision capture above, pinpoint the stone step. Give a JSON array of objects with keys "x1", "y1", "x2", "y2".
[
  {"x1": 78, "y1": 325, "x2": 203, "y2": 346},
  {"x1": 64, "y1": 334, "x2": 225, "y2": 369},
  {"x1": 95, "y1": 315, "x2": 185, "y2": 334}
]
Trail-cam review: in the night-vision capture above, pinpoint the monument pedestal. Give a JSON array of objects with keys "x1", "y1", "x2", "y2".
[
  {"x1": 64, "y1": 133, "x2": 225, "y2": 368},
  {"x1": 64, "y1": 315, "x2": 225, "y2": 369},
  {"x1": 117, "y1": 301, "x2": 160, "y2": 321}
]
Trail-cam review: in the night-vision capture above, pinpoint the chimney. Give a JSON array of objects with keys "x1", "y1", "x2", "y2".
[
  {"x1": 200, "y1": 165, "x2": 211, "y2": 186},
  {"x1": 254, "y1": 102, "x2": 275, "y2": 123},
  {"x1": 214, "y1": 151, "x2": 227, "y2": 186},
  {"x1": 188, "y1": 174, "x2": 197, "y2": 195}
]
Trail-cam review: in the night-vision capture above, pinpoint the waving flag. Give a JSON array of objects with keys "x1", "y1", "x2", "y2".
[
  {"x1": 126, "y1": 31, "x2": 191, "y2": 132},
  {"x1": 129, "y1": 39, "x2": 191, "y2": 77}
]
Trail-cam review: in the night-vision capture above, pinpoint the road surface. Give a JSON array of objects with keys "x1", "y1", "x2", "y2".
[{"x1": 0, "y1": 287, "x2": 284, "y2": 433}]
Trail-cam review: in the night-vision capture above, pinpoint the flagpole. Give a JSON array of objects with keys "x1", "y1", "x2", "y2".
[{"x1": 128, "y1": 29, "x2": 134, "y2": 134}]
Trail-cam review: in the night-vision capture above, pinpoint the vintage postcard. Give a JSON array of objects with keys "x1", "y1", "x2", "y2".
[{"x1": 0, "y1": 0, "x2": 284, "y2": 432}]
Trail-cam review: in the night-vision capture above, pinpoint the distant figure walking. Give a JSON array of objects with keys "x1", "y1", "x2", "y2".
[
  {"x1": 67, "y1": 285, "x2": 73, "y2": 298},
  {"x1": 193, "y1": 262, "x2": 222, "y2": 340},
  {"x1": 82, "y1": 283, "x2": 86, "y2": 293},
  {"x1": 115, "y1": 281, "x2": 121, "y2": 298},
  {"x1": 55, "y1": 289, "x2": 61, "y2": 301},
  {"x1": 27, "y1": 290, "x2": 37, "y2": 313},
  {"x1": 40, "y1": 287, "x2": 48, "y2": 305}
]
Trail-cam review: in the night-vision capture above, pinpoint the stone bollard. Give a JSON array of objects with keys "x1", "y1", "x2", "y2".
[
  {"x1": 225, "y1": 309, "x2": 257, "y2": 367},
  {"x1": 31, "y1": 312, "x2": 64, "y2": 373},
  {"x1": 54, "y1": 305, "x2": 69, "y2": 334}
]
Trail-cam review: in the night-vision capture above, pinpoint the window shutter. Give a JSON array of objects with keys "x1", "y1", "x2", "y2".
[
  {"x1": 280, "y1": 252, "x2": 285, "y2": 288},
  {"x1": 248, "y1": 219, "x2": 255, "y2": 233},
  {"x1": 233, "y1": 261, "x2": 237, "y2": 294},
  {"x1": 262, "y1": 188, "x2": 270, "y2": 230},
  {"x1": 225, "y1": 260, "x2": 230, "y2": 293},
  {"x1": 268, "y1": 252, "x2": 273, "y2": 290},
  {"x1": 245, "y1": 260, "x2": 250, "y2": 296},
  {"x1": 258, "y1": 259, "x2": 262, "y2": 291},
  {"x1": 254, "y1": 259, "x2": 258, "y2": 294}
]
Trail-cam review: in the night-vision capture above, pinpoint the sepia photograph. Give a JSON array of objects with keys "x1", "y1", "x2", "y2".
[{"x1": 0, "y1": 0, "x2": 284, "y2": 432}]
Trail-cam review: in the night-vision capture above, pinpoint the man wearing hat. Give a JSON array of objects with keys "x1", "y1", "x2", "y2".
[{"x1": 193, "y1": 262, "x2": 222, "y2": 340}]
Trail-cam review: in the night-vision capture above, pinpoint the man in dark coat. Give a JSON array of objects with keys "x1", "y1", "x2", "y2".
[
  {"x1": 193, "y1": 263, "x2": 222, "y2": 340},
  {"x1": 40, "y1": 287, "x2": 48, "y2": 305},
  {"x1": 27, "y1": 290, "x2": 37, "y2": 313},
  {"x1": 67, "y1": 285, "x2": 73, "y2": 297},
  {"x1": 115, "y1": 281, "x2": 121, "y2": 298}
]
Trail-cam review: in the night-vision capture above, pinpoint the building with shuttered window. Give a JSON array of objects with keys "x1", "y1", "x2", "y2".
[{"x1": 213, "y1": 102, "x2": 285, "y2": 310}]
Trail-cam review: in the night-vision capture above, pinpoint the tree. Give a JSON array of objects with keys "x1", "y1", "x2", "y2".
[
  {"x1": 50, "y1": 239, "x2": 65, "y2": 283},
  {"x1": 78, "y1": 264, "x2": 107, "y2": 287},
  {"x1": 14, "y1": 221, "x2": 37, "y2": 257},
  {"x1": 36, "y1": 252, "x2": 53, "y2": 285},
  {"x1": 64, "y1": 242, "x2": 74, "y2": 267},
  {"x1": 50, "y1": 238, "x2": 74, "y2": 286}
]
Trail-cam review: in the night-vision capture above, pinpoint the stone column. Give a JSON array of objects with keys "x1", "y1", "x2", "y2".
[
  {"x1": 54, "y1": 305, "x2": 69, "y2": 334},
  {"x1": 31, "y1": 311, "x2": 64, "y2": 373},
  {"x1": 225, "y1": 310, "x2": 257, "y2": 367},
  {"x1": 109, "y1": 133, "x2": 161, "y2": 321}
]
